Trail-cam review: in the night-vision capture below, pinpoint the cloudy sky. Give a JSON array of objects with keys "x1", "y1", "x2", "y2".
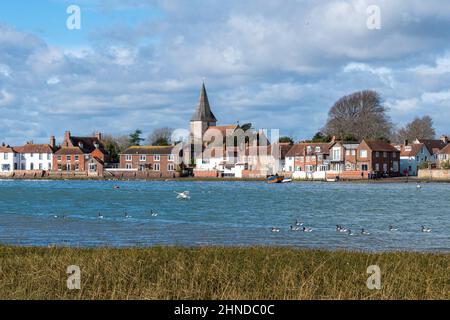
[{"x1": 1, "y1": 0, "x2": 450, "y2": 145}]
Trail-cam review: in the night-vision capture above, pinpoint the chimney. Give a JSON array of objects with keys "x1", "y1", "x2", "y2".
[
  {"x1": 404, "y1": 139, "x2": 409, "y2": 146},
  {"x1": 64, "y1": 131, "x2": 71, "y2": 142},
  {"x1": 50, "y1": 136, "x2": 56, "y2": 148},
  {"x1": 95, "y1": 132, "x2": 102, "y2": 141},
  {"x1": 331, "y1": 136, "x2": 336, "y2": 143}
]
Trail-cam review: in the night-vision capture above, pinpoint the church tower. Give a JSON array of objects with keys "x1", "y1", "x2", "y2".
[{"x1": 190, "y1": 83, "x2": 217, "y2": 146}]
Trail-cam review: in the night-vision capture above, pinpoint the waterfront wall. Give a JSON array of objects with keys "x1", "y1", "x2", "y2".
[
  {"x1": 418, "y1": 169, "x2": 450, "y2": 180},
  {"x1": 193, "y1": 170, "x2": 219, "y2": 178}
]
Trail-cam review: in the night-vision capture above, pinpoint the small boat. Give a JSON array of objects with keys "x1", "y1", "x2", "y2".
[
  {"x1": 282, "y1": 178, "x2": 292, "y2": 183},
  {"x1": 327, "y1": 177, "x2": 338, "y2": 182},
  {"x1": 267, "y1": 175, "x2": 284, "y2": 184}
]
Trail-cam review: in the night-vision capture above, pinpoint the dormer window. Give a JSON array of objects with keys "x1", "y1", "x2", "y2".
[{"x1": 78, "y1": 142, "x2": 84, "y2": 149}]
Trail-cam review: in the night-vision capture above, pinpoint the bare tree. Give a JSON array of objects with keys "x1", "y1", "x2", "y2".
[
  {"x1": 323, "y1": 90, "x2": 393, "y2": 141},
  {"x1": 394, "y1": 116, "x2": 436, "y2": 144},
  {"x1": 147, "y1": 127, "x2": 174, "y2": 146}
]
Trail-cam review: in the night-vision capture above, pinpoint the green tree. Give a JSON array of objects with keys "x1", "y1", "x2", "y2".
[
  {"x1": 279, "y1": 136, "x2": 294, "y2": 144},
  {"x1": 311, "y1": 132, "x2": 332, "y2": 143},
  {"x1": 129, "y1": 129, "x2": 144, "y2": 146}
]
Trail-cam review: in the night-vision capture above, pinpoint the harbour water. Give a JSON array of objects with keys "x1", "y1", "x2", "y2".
[{"x1": 0, "y1": 180, "x2": 448, "y2": 252}]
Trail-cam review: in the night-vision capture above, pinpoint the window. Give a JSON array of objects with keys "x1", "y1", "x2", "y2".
[
  {"x1": 351, "y1": 150, "x2": 356, "y2": 156},
  {"x1": 67, "y1": 155, "x2": 72, "y2": 161},
  {"x1": 57, "y1": 155, "x2": 62, "y2": 161},
  {"x1": 75, "y1": 164, "x2": 80, "y2": 171},
  {"x1": 139, "y1": 164, "x2": 146, "y2": 171},
  {"x1": 3, "y1": 153, "x2": 8, "y2": 160},
  {"x1": 383, "y1": 163, "x2": 388, "y2": 172},
  {"x1": 375, "y1": 152, "x2": 380, "y2": 158},
  {"x1": 75, "y1": 155, "x2": 79, "y2": 161},
  {"x1": 39, "y1": 154, "x2": 43, "y2": 160},
  {"x1": 167, "y1": 163, "x2": 175, "y2": 171},
  {"x1": 21, "y1": 163, "x2": 25, "y2": 170},
  {"x1": 361, "y1": 164, "x2": 368, "y2": 171},
  {"x1": 126, "y1": 163, "x2": 132, "y2": 169},
  {"x1": 47, "y1": 154, "x2": 51, "y2": 160},
  {"x1": 375, "y1": 163, "x2": 380, "y2": 171},
  {"x1": 39, "y1": 164, "x2": 43, "y2": 170},
  {"x1": 168, "y1": 154, "x2": 174, "y2": 161},
  {"x1": 154, "y1": 163, "x2": 160, "y2": 171},
  {"x1": 125, "y1": 155, "x2": 132, "y2": 161},
  {"x1": 140, "y1": 155, "x2": 146, "y2": 161},
  {"x1": 30, "y1": 163, "x2": 34, "y2": 170},
  {"x1": 154, "y1": 154, "x2": 160, "y2": 161},
  {"x1": 383, "y1": 152, "x2": 387, "y2": 158},
  {"x1": 67, "y1": 164, "x2": 71, "y2": 171},
  {"x1": 58, "y1": 164, "x2": 62, "y2": 171},
  {"x1": 30, "y1": 153, "x2": 34, "y2": 157},
  {"x1": 345, "y1": 150, "x2": 350, "y2": 156},
  {"x1": 315, "y1": 146, "x2": 321, "y2": 152},
  {"x1": 393, "y1": 153, "x2": 397, "y2": 159},
  {"x1": 360, "y1": 150, "x2": 368, "y2": 158},
  {"x1": 48, "y1": 163, "x2": 51, "y2": 170},
  {"x1": 333, "y1": 148, "x2": 341, "y2": 160}
]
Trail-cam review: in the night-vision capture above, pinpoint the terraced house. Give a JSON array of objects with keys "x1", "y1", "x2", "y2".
[
  {"x1": 119, "y1": 146, "x2": 179, "y2": 178},
  {"x1": 0, "y1": 144, "x2": 16, "y2": 173},
  {"x1": 13, "y1": 137, "x2": 56, "y2": 171}
]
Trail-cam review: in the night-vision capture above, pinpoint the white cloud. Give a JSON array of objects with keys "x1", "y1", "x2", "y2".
[{"x1": 0, "y1": 90, "x2": 14, "y2": 107}]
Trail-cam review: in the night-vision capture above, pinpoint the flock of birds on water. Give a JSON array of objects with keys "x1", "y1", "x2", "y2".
[
  {"x1": 52, "y1": 184, "x2": 434, "y2": 235},
  {"x1": 270, "y1": 220, "x2": 432, "y2": 235}
]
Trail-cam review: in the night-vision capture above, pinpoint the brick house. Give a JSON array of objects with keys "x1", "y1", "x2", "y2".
[
  {"x1": 285, "y1": 142, "x2": 330, "y2": 172},
  {"x1": 329, "y1": 141, "x2": 359, "y2": 172},
  {"x1": 119, "y1": 146, "x2": 179, "y2": 177},
  {"x1": 356, "y1": 140, "x2": 400, "y2": 177},
  {"x1": 53, "y1": 131, "x2": 108, "y2": 176}
]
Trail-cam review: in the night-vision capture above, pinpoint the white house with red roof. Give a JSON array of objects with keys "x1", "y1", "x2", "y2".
[
  {"x1": 12, "y1": 136, "x2": 56, "y2": 171},
  {"x1": 0, "y1": 144, "x2": 17, "y2": 173}
]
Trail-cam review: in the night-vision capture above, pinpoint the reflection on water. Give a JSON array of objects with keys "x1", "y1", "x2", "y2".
[{"x1": 0, "y1": 180, "x2": 449, "y2": 252}]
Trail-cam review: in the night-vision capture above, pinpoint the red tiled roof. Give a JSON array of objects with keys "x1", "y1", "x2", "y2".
[
  {"x1": 68, "y1": 136, "x2": 106, "y2": 154},
  {"x1": 0, "y1": 146, "x2": 14, "y2": 153},
  {"x1": 364, "y1": 140, "x2": 399, "y2": 152},
  {"x1": 400, "y1": 143, "x2": 424, "y2": 157},
  {"x1": 439, "y1": 144, "x2": 450, "y2": 155},
  {"x1": 14, "y1": 144, "x2": 54, "y2": 154},
  {"x1": 55, "y1": 147, "x2": 84, "y2": 155},
  {"x1": 416, "y1": 139, "x2": 447, "y2": 155},
  {"x1": 122, "y1": 146, "x2": 174, "y2": 155},
  {"x1": 285, "y1": 142, "x2": 330, "y2": 158}
]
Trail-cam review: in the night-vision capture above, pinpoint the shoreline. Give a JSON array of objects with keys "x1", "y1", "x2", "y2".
[
  {"x1": 1, "y1": 176, "x2": 450, "y2": 183},
  {"x1": 1, "y1": 245, "x2": 448, "y2": 300}
]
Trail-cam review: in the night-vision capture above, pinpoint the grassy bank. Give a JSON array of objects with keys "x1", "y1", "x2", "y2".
[{"x1": 0, "y1": 246, "x2": 448, "y2": 300}]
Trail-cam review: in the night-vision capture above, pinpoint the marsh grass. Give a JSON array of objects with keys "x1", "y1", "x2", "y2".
[{"x1": 0, "y1": 246, "x2": 448, "y2": 300}]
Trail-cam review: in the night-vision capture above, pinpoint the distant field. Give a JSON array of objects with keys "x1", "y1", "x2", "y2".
[{"x1": 0, "y1": 246, "x2": 448, "y2": 300}]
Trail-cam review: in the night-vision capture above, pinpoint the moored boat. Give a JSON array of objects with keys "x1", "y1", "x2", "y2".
[{"x1": 267, "y1": 175, "x2": 284, "y2": 184}]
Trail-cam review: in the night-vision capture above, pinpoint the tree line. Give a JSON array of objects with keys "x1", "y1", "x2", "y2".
[{"x1": 280, "y1": 90, "x2": 441, "y2": 144}]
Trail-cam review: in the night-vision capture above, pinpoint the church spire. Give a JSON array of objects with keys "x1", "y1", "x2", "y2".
[{"x1": 190, "y1": 83, "x2": 217, "y2": 123}]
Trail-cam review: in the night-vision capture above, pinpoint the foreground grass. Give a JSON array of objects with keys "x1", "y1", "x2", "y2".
[{"x1": 0, "y1": 246, "x2": 448, "y2": 300}]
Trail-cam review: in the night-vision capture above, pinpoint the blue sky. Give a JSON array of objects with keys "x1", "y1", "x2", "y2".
[{"x1": 1, "y1": 0, "x2": 450, "y2": 145}]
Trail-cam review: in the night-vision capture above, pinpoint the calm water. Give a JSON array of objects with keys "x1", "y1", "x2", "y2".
[{"x1": 0, "y1": 180, "x2": 449, "y2": 252}]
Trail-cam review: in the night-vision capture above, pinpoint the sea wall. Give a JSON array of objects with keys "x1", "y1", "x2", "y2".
[{"x1": 418, "y1": 169, "x2": 450, "y2": 180}]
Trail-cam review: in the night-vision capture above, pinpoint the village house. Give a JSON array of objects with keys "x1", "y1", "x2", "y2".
[
  {"x1": 283, "y1": 142, "x2": 330, "y2": 180},
  {"x1": 0, "y1": 144, "x2": 17, "y2": 173},
  {"x1": 119, "y1": 146, "x2": 179, "y2": 177},
  {"x1": 53, "y1": 131, "x2": 108, "y2": 176},
  {"x1": 398, "y1": 142, "x2": 431, "y2": 176},
  {"x1": 413, "y1": 137, "x2": 448, "y2": 162},
  {"x1": 437, "y1": 144, "x2": 450, "y2": 168},
  {"x1": 329, "y1": 141, "x2": 359, "y2": 172},
  {"x1": 13, "y1": 136, "x2": 57, "y2": 171},
  {"x1": 356, "y1": 140, "x2": 400, "y2": 177}
]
